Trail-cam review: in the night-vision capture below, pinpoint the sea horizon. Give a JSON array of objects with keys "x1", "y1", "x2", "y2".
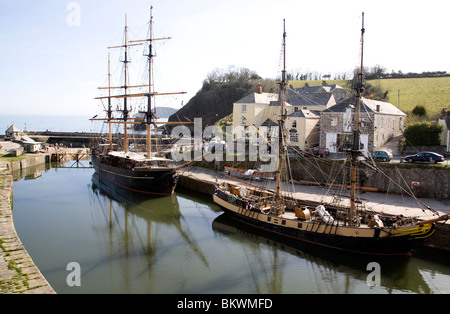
[
  {"x1": 0, "y1": 114, "x2": 169, "y2": 135},
  {"x1": 1, "y1": 114, "x2": 96, "y2": 134}
]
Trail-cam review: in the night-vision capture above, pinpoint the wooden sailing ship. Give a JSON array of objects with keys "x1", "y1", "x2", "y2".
[
  {"x1": 213, "y1": 15, "x2": 448, "y2": 256},
  {"x1": 91, "y1": 7, "x2": 191, "y2": 196}
]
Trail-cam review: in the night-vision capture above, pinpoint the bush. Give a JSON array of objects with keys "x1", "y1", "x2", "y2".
[
  {"x1": 412, "y1": 105, "x2": 427, "y2": 116},
  {"x1": 404, "y1": 122, "x2": 443, "y2": 146}
]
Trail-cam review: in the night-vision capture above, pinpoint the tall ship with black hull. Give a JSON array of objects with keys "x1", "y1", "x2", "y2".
[
  {"x1": 213, "y1": 15, "x2": 448, "y2": 256},
  {"x1": 91, "y1": 7, "x2": 190, "y2": 196}
]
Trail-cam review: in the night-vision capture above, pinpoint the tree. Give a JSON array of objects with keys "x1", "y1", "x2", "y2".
[{"x1": 168, "y1": 66, "x2": 268, "y2": 133}]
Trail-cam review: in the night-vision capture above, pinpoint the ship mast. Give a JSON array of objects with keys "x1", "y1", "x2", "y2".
[
  {"x1": 123, "y1": 15, "x2": 130, "y2": 153},
  {"x1": 95, "y1": 7, "x2": 187, "y2": 157},
  {"x1": 105, "y1": 15, "x2": 142, "y2": 153},
  {"x1": 107, "y1": 53, "x2": 113, "y2": 150},
  {"x1": 349, "y1": 12, "x2": 365, "y2": 222},
  {"x1": 275, "y1": 19, "x2": 288, "y2": 212},
  {"x1": 146, "y1": 7, "x2": 154, "y2": 157},
  {"x1": 129, "y1": 6, "x2": 182, "y2": 158}
]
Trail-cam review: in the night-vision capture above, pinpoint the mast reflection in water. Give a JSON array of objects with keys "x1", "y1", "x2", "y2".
[{"x1": 11, "y1": 163, "x2": 450, "y2": 294}]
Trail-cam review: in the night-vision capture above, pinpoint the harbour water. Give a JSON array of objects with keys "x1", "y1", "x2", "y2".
[{"x1": 11, "y1": 162, "x2": 450, "y2": 294}]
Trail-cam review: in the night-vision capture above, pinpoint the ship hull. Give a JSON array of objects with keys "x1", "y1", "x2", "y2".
[
  {"x1": 92, "y1": 155, "x2": 178, "y2": 196},
  {"x1": 213, "y1": 186, "x2": 435, "y2": 256}
]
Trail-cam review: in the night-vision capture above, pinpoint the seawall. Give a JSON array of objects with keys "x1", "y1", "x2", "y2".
[
  {"x1": 0, "y1": 166, "x2": 55, "y2": 294},
  {"x1": 191, "y1": 158, "x2": 450, "y2": 199},
  {"x1": 0, "y1": 148, "x2": 89, "y2": 294}
]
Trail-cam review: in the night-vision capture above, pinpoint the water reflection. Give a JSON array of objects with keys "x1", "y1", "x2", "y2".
[
  {"x1": 212, "y1": 214, "x2": 450, "y2": 294},
  {"x1": 11, "y1": 163, "x2": 450, "y2": 294},
  {"x1": 88, "y1": 173, "x2": 213, "y2": 292}
]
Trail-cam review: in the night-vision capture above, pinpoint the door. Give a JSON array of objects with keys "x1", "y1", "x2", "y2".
[{"x1": 325, "y1": 133, "x2": 337, "y2": 153}]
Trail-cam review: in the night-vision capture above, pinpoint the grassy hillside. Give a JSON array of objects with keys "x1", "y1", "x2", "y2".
[
  {"x1": 369, "y1": 77, "x2": 450, "y2": 115},
  {"x1": 289, "y1": 77, "x2": 450, "y2": 116}
]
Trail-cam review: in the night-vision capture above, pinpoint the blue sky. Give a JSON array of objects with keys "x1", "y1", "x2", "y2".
[{"x1": 1, "y1": 0, "x2": 449, "y2": 116}]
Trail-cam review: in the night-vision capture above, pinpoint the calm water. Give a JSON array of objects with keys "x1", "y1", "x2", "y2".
[{"x1": 11, "y1": 162, "x2": 450, "y2": 294}]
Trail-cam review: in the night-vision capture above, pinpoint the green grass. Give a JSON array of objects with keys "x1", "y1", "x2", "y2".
[
  {"x1": 369, "y1": 77, "x2": 450, "y2": 115},
  {"x1": 289, "y1": 77, "x2": 450, "y2": 116},
  {"x1": 0, "y1": 154, "x2": 27, "y2": 162}
]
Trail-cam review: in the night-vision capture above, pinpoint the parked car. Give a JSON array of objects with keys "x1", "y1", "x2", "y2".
[
  {"x1": 301, "y1": 147, "x2": 330, "y2": 158},
  {"x1": 370, "y1": 150, "x2": 393, "y2": 162},
  {"x1": 404, "y1": 151, "x2": 445, "y2": 164}
]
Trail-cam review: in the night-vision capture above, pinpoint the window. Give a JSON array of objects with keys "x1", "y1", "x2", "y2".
[
  {"x1": 242, "y1": 104, "x2": 247, "y2": 113},
  {"x1": 290, "y1": 133, "x2": 298, "y2": 143},
  {"x1": 292, "y1": 120, "x2": 297, "y2": 129},
  {"x1": 241, "y1": 116, "x2": 246, "y2": 126},
  {"x1": 331, "y1": 118, "x2": 337, "y2": 127}
]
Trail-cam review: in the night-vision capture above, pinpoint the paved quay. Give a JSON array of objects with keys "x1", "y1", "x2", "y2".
[{"x1": 181, "y1": 166, "x2": 450, "y2": 218}]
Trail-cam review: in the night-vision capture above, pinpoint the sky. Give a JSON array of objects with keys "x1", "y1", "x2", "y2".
[{"x1": 1, "y1": 0, "x2": 449, "y2": 117}]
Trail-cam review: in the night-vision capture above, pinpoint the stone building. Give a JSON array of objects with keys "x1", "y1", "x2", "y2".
[
  {"x1": 320, "y1": 96, "x2": 406, "y2": 153},
  {"x1": 232, "y1": 84, "x2": 346, "y2": 150},
  {"x1": 5, "y1": 124, "x2": 21, "y2": 140}
]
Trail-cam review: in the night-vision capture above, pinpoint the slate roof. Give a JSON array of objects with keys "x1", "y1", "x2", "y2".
[
  {"x1": 268, "y1": 100, "x2": 292, "y2": 107},
  {"x1": 290, "y1": 84, "x2": 344, "y2": 94},
  {"x1": 323, "y1": 96, "x2": 406, "y2": 116},
  {"x1": 288, "y1": 109, "x2": 320, "y2": 118},
  {"x1": 286, "y1": 92, "x2": 333, "y2": 107},
  {"x1": 260, "y1": 118, "x2": 278, "y2": 126},
  {"x1": 441, "y1": 117, "x2": 450, "y2": 130},
  {"x1": 235, "y1": 92, "x2": 279, "y2": 104}
]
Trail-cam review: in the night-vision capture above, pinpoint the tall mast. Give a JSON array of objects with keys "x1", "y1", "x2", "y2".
[
  {"x1": 147, "y1": 6, "x2": 153, "y2": 157},
  {"x1": 108, "y1": 53, "x2": 113, "y2": 150},
  {"x1": 130, "y1": 6, "x2": 172, "y2": 158},
  {"x1": 123, "y1": 14, "x2": 129, "y2": 153},
  {"x1": 275, "y1": 19, "x2": 287, "y2": 211},
  {"x1": 349, "y1": 12, "x2": 365, "y2": 221}
]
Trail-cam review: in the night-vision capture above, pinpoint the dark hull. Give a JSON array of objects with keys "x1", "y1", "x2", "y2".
[
  {"x1": 220, "y1": 205, "x2": 434, "y2": 256},
  {"x1": 92, "y1": 155, "x2": 178, "y2": 196},
  {"x1": 213, "y1": 187, "x2": 435, "y2": 256}
]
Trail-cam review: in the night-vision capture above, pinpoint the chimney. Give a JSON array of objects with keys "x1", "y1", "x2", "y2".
[{"x1": 255, "y1": 84, "x2": 262, "y2": 94}]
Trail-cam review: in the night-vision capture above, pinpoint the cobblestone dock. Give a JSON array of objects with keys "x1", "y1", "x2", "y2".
[{"x1": 0, "y1": 168, "x2": 55, "y2": 294}]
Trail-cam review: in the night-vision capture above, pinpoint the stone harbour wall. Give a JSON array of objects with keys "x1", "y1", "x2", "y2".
[{"x1": 196, "y1": 157, "x2": 450, "y2": 199}]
